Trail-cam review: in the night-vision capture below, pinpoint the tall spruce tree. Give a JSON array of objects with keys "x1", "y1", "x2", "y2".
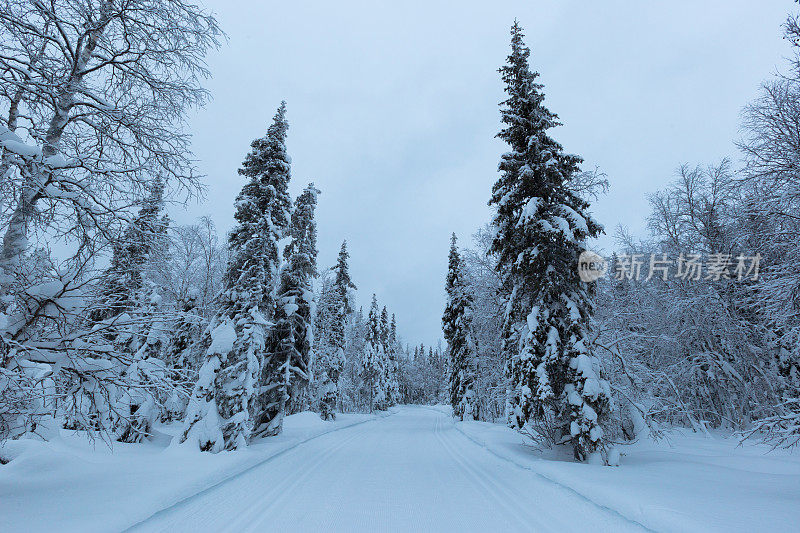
[
  {"x1": 288, "y1": 184, "x2": 320, "y2": 414},
  {"x1": 489, "y1": 23, "x2": 611, "y2": 462},
  {"x1": 332, "y1": 241, "x2": 356, "y2": 387},
  {"x1": 443, "y1": 233, "x2": 478, "y2": 421},
  {"x1": 257, "y1": 183, "x2": 319, "y2": 434},
  {"x1": 245, "y1": 101, "x2": 296, "y2": 438},
  {"x1": 182, "y1": 102, "x2": 290, "y2": 451}
]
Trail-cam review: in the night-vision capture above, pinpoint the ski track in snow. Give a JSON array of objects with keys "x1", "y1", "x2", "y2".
[
  {"x1": 121, "y1": 411, "x2": 391, "y2": 532},
  {"x1": 220, "y1": 425, "x2": 368, "y2": 532},
  {"x1": 128, "y1": 407, "x2": 644, "y2": 532},
  {"x1": 442, "y1": 410, "x2": 655, "y2": 532},
  {"x1": 431, "y1": 410, "x2": 542, "y2": 531}
]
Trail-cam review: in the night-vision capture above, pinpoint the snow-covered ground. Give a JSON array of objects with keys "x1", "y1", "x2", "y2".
[
  {"x1": 2, "y1": 406, "x2": 798, "y2": 532},
  {"x1": 0, "y1": 411, "x2": 385, "y2": 532},
  {"x1": 451, "y1": 408, "x2": 800, "y2": 532}
]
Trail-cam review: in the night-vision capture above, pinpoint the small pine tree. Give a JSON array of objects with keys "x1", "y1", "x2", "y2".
[
  {"x1": 162, "y1": 290, "x2": 206, "y2": 422},
  {"x1": 89, "y1": 180, "x2": 170, "y2": 325},
  {"x1": 334, "y1": 241, "x2": 357, "y2": 313},
  {"x1": 314, "y1": 274, "x2": 339, "y2": 420},
  {"x1": 489, "y1": 22, "x2": 610, "y2": 462},
  {"x1": 361, "y1": 295, "x2": 387, "y2": 411},
  {"x1": 317, "y1": 241, "x2": 356, "y2": 419},
  {"x1": 443, "y1": 234, "x2": 478, "y2": 421},
  {"x1": 385, "y1": 314, "x2": 401, "y2": 406},
  {"x1": 379, "y1": 306, "x2": 397, "y2": 406},
  {"x1": 181, "y1": 318, "x2": 234, "y2": 452}
]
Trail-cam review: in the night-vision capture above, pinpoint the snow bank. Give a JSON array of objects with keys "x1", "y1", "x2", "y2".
[
  {"x1": 0, "y1": 411, "x2": 386, "y2": 532},
  {"x1": 453, "y1": 417, "x2": 800, "y2": 532}
]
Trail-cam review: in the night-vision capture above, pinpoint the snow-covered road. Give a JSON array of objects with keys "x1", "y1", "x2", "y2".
[{"x1": 129, "y1": 406, "x2": 645, "y2": 532}]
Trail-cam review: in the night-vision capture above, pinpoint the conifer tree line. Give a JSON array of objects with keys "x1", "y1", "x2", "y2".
[
  {"x1": 4, "y1": 0, "x2": 798, "y2": 466},
  {"x1": 443, "y1": 17, "x2": 800, "y2": 462},
  {"x1": 0, "y1": 84, "x2": 443, "y2": 450},
  {"x1": 0, "y1": 0, "x2": 441, "y2": 450},
  {"x1": 316, "y1": 255, "x2": 447, "y2": 413}
]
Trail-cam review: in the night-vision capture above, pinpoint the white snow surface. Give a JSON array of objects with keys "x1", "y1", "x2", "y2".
[
  {"x1": 0, "y1": 411, "x2": 383, "y2": 532},
  {"x1": 451, "y1": 408, "x2": 800, "y2": 532},
  {"x1": 1, "y1": 406, "x2": 798, "y2": 532}
]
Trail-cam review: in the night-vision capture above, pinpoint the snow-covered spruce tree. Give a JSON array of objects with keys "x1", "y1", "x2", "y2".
[
  {"x1": 313, "y1": 273, "x2": 338, "y2": 419},
  {"x1": 379, "y1": 306, "x2": 398, "y2": 406},
  {"x1": 316, "y1": 241, "x2": 356, "y2": 419},
  {"x1": 182, "y1": 102, "x2": 291, "y2": 451},
  {"x1": 385, "y1": 314, "x2": 401, "y2": 407},
  {"x1": 246, "y1": 102, "x2": 296, "y2": 438},
  {"x1": 286, "y1": 184, "x2": 320, "y2": 415},
  {"x1": 341, "y1": 306, "x2": 366, "y2": 411},
  {"x1": 361, "y1": 295, "x2": 387, "y2": 411},
  {"x1": 489, "y1": 22, "x2": 611, "y2": 463},
  {"x1": 89, "y1": 180, "x2": 170, "y2": 325},
  {"x1": 180, "y1": 318, "x2": 234, "y2": 452},
  {"x1": 257, "y1": 183, "x2": 319, "y2": 434},
  {"x1": 115, "y1": 282, "x2": 169, "y2": 443},
  {"x1": 334, "y1": 241, "x2": 357, "y2": 314},
  {"x1": 460, "y1": 226, "x2": 506, "y2": 422},
  {"x1": 380, "y1": 306, "x2": 390, "y2": 347},
  {"x1": 162, "y1": 290, "x2": 206, "y2": 422},
  {"x1": 443, "y1": 234, "x2": 478, "y2": 421}
]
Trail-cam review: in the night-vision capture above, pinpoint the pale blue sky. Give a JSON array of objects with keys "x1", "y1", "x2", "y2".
[{"x1": 176, "y1": 0, "x2": 792, "y2": 347}]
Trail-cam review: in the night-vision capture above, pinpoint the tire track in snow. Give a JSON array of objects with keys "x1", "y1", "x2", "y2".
[
  {"x1": 442, "y1": 413, "x2": 655, "y2": 532},
  {"x1": 437, "y1": 417, "x2": 566, "y2": 531},
  {"x1": 124, "y1": 411, "x2": 394, "y2": 532},
  {"x1": 434, "y1": 416, "x2": 541, "y2": 531}
]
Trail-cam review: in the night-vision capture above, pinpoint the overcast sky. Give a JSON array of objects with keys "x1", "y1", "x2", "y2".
[{"x1": 175, "y1": 0, "x2": 792, "y2": 347}]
